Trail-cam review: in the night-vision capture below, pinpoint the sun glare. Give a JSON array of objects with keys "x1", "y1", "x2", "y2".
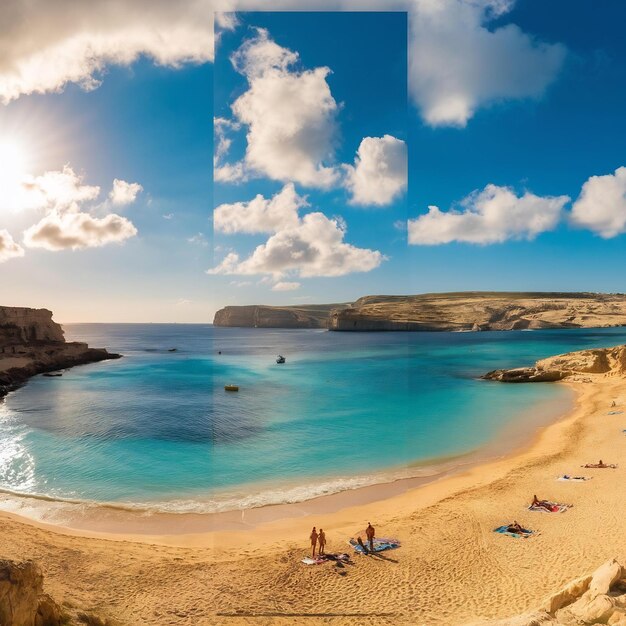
[{"x1": 0, "y1": 138, "x2": 31, "y2": 211}]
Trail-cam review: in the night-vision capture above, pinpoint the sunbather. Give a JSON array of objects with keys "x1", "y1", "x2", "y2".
[
  {"x1": 531, "y1": 495, "x2": 555, "y2": 511},
  {"x1": 583, "y1": 459, "x2": 615, "y2": 468},
  {"x1": 506, "y1": 521, "x2": 529, "y2": 534}
]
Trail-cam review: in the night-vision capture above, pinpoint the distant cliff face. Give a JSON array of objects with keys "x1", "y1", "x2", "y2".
[
  {"x1": 213, "y1": 304, "x2": 346, "y2": 328},
  {"x1": 0, "y1": 307, "x2": 65, "y2": 346},
  {"x1": 328, "y1": 292, "x2": 626, "y2": 332}
]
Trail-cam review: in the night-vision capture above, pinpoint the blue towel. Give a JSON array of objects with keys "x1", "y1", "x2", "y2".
[{"x1": 494, "y1": 525, "x2": 533, "y2": 538}]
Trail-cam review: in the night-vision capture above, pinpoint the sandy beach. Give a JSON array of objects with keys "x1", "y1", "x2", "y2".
[{"x1": 0, "y1": 368, "x2": 624, "y2": 625}]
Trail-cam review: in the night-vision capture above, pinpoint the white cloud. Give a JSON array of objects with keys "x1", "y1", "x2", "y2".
[
  {"x1": 213, "y1": 117, "x2": 247, "y2": 183},
  {"x1": 0, "y1": 0, "x2": 214, "y2": 104},
  {"x1": 570, "y1": 167, "x2": 626, "y2": 238},
  {"x1": 209, "y1": 211, "x2": 384, "y2": 278},
  {"x1": 227, "y1": 28, "x2": 340, "y2": 188},
  {"x1": 23, "y1": 211, "x2": 137, "y2": 251},
  {"x1": 0, "y1": 230, "x2": 25, "y2": 263},
  {"x1": 344, "y1": 135, "x2": 407, "y2": 206},
  {"x1": 409, "y1": 0, "x2": 566, "y2": 127},
  {"x1": 188, "y1": 232, "x2": 208, "y2": 246},
  {"x1": 272, "y1": 281, "x2": 301, "y2": 291},
  {"x1": 109, "y1": 179, "x2": 143, "y2": 206},
  {"x1": 214, "y1": 183, "x2": 305, "y2": 234},
  {"x1": 16, "y1": 166, "x2": 138, "y2": 251},
  {"x1": 408, "y1": 184, "x2": 569, "y2": 244}
]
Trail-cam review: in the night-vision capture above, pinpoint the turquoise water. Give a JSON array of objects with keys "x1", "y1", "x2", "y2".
[{"x1": 1, "y1": 324, "x2": 626, "y2": 512}]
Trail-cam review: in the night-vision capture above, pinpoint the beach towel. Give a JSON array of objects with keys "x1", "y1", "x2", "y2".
[
  {"x1": 558, "y1": 475, "x2": 591, "y2": 481},
  {"x1": 528, "y1": 502, "x2": 572, "y2": 513},
  {"x1": 494, "y1": 525, "x2": 534, "y2": 539},
  {"x1": 608, "y1": 411, "x2": 623, "y2": 415},
  {"x1": 301, "y1": 557, "x2": 326, "y2": 565},
  {"x1": 349, "y1": 538, "x2": 401, "y2": 554}
]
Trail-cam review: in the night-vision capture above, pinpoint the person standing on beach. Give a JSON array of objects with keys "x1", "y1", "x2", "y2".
[
  {"x1": 318, "y1": 528, "x2": 326, "y2": 555},
  {"x1": 310, "y1": 527, "x2": 318, "y2": 557},
  {"x1": 366, "y1": 522, "x2": 375, "y2": 552}
]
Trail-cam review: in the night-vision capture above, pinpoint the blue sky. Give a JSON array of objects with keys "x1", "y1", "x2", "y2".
[{"x1": 1, "y1": 2, "x2": 626, "y2": 322}]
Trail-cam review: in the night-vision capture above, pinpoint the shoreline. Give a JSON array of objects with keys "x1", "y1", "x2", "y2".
[
  {"x1": 0, "y1": 380, "x2": 574, "y2": 537},
  {"x1": 0, "y1": 364, "x2": 624, "y2": 623}
]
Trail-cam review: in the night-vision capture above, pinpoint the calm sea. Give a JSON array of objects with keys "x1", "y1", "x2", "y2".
[{"x1": 1, "y1": 324, "x2": 624, "y2": 512}]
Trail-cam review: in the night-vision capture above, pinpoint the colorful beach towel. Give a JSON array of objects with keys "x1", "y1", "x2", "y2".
[
  {"x1": 349, "y1": 538, "x2": 401, "y2": 554},
  {"x1": 301, "y1": 557, "x2": 326, "y2": 565},
  {"x1": 608, "y1": 411, "x2": 623, "y2": 415},
  {"x1": 558, "y1": 475, "x2": 591, "y2": 482},
  {"x1": 494, "y1": 525, "x2": 534, "y2": 539},
  {"x1": 581, "y1": 463, "x2": 618, "y2": 469},
  {"x1": 301, "y1": 553, "x2": 352, "y2": 565},
  {"x1": 528, "y1": 502, "x2": 572, "y2": 513}
]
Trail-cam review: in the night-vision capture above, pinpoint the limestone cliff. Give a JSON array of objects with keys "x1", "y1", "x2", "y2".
[
  {"x1": 0, "y1": 307, "x2": 65, "y2": 346},
  {"x1": 483, "y1": 344, "x2": 626, "y2": 382},
  {"x1": 328, "y1": 292, "x2": 626, "y2": 332},
  {"x1": 213, "y1": 303, "x2": 347, "y2": 328},
  {"x1": 0, "y1": 306, "x2": 120, "y2": 399}
]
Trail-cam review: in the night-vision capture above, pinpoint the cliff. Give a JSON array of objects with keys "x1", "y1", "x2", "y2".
[
  {"x1": 0, "y1": 307, "x2": 65, "y2": 345},
  {"x1": 483, "y1": 344, "x2": 626, "y2": 382},
  {"x1": 328, "y1": 292, "x2": 626, "y2": 331},
  {"x1": 0, "y1": 306, "x2": 120, "y2": 399},
  {"x1": 213, "y1": 303, "x2": 347, "y2": 328}
]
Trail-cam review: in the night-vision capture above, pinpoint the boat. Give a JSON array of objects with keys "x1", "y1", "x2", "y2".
[
  {"x1": 276, "y1": 355, "x2": 286, "y2": 364},
  {"x1": 224, "y1": 384, "x2": 239, "y2": 392},
  {"x1": 43, "y1": 372, "x2": 63, "y2": 377}
]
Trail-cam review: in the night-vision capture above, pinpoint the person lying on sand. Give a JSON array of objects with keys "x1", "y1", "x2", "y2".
[
  {"x1": 318, "y1": 528, "x2": 326, "y2": 555},
  {"x1": 506, "y1": 521, "x2": 529, "y2": 534},
  {"x1": 531, "y1": 495, "x2": 555, "y2": 511},
  {"x1": 583, "y1": 459, "x2": 616, "y2": 468},
  {"x1": 310, "y1": 527, "x2": 318, "y2": 557}
]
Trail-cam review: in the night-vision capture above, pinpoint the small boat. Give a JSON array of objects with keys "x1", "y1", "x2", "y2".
[
  {"x1": 43, "y1": 372, "x2": 63, "y2": 377},
  {"x1": 168, "y1": 348, "x2": 177, "y2": 352},
  {"x1": 224, "y1": 384, "x2": 239, "y2": 392},
  {"x1": 276, "y1": 355, "x2": 286, "y2": 364}
]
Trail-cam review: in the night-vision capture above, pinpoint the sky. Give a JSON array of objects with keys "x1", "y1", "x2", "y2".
[{"x1": 0, "y1": 1, "x2": 625, "y2": 322}]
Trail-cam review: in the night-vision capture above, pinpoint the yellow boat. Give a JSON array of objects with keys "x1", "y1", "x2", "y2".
[{"x1": 224, "y1": 384, "x2": 239, "y2": 392}]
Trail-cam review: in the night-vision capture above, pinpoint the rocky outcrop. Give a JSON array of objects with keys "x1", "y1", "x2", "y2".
[
  {"x1": 0, "y1": 559, "x2": 63, "y2": 626},
  {"x1": 0, "y1": 306, "x2": 121, "y2": 400},
  {"x1": 0, "y1": 307, "x2": 65, "y2": 346},
  {"x1": 484, "y1": 345, "x2": 626, "y2": 383},
  {"x1": 328, "y1": 292, "x2": 626, "y2": 332},
  {"x1": 469, "y1": 559, "x2": 626, "y2": 625},
  {"x1": 213, "y1": 304, "x2": 347, "y2": 328}
]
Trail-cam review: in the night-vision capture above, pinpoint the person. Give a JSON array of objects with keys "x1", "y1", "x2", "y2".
[
  {"x1": 318, "y1": 528, "x2": 326, "y2": 555},
  {"x1": 365, "y1": 522, "x2": 375, "y2": 552},
  {"x1": 506, "y1": 521, "x2": 526, "y2": 534},
  {"x1": 531, "y1": 495, "x2": 553, "y2": 511},
  {"x1": 612, "y1": 400, "x2": 616, "y2": 407},
  {"x1": 310, "y1": 527, "x2": 318, "y2": 557}
]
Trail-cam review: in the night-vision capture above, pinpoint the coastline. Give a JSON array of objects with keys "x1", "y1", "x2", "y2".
[
  {"x1": 0, "y1": 379, "x2": 574, "y2": 535},
  {"x1": 0, "y1": 358, "x2": 624, "y2": 623}
]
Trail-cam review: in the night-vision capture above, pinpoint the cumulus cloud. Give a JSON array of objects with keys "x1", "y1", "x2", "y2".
[
  {"x1": 408, "y1": 184, "x2": 569, "y2": 245},
  {"x1": 226, "y1": 28, "x2": 340, "y2": 188},
  {"x1": 344, "y1": 135, "x2": 407, "y2": 206},
  {"x1": 214, "y1": 183, "x2": 305, "y2": 234},
  {"x1": 109, "y1": 179, "x2": 143, "y2": 206},
  {"x1": 17, "y1": 166, "x2": 138, "y2": 251},
  {"x1": 0, "y1": 230, "x2": 25, "y2": 263},
  {"x1": 213, "y1": 117, "x2": 247, "y2": 183},
  {"x1": 209, "y1": 211, "x2": 384, "y2": 278},
  {"x1": 570, "y1": 167, "x2": 626, "y2": 238},
  {"x1": 272, "y1": 281, "x2": 301, "y2": 291},
  {"x1": 23, "y1": 211, "x2": 137, "y2": 251},
  {"x1": 409, "y1": 0, "x2": 566, "y2": 127},
  {"x1": 0, "y1": 0, "x2": 214, "y2": 104}
]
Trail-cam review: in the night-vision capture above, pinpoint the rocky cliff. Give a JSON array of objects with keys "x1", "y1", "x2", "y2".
[
  {"x1": 0, "y1": 306, "x2": 120, "y2": 399},
  {"x1": 213, "y1": 303, "x2": 347, "y2": 328},
  {"x1": 484, "y1": 344, "x2": 626, "y2": 383},
  {"x1": 328, "y1": 292, "x2": 626, "y2": 332},
  {"x1": 0, "y1": 307, "x2": 65, "y2": 346}
]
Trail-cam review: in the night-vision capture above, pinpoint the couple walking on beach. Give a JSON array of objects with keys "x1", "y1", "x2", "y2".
[{"x1": 309, "y1": 527, "x2": 326, "y2": 557}]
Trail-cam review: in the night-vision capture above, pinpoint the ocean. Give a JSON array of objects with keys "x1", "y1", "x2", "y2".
[{"x1": 1, "y1": 324, "x2": 625, "y2": 514}]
